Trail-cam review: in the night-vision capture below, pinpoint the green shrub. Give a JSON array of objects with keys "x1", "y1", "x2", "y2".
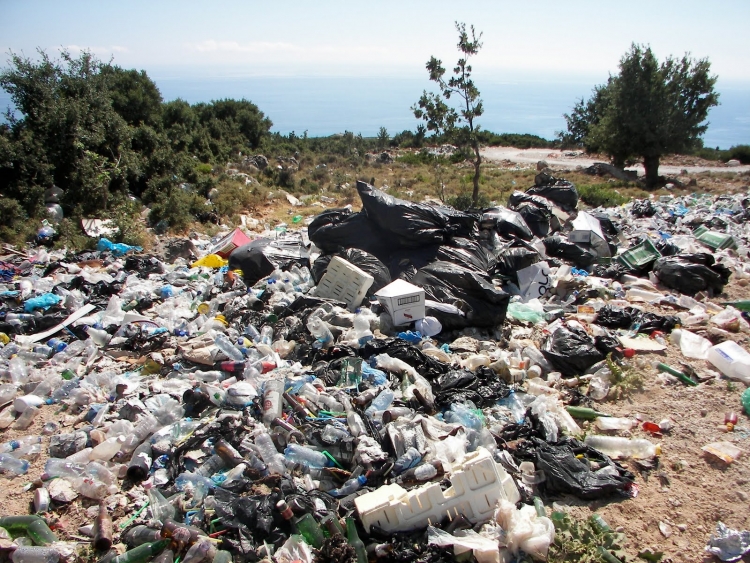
[
  {"x1": 396, "y1": 150, "x2": 449, "y2": 166},
  {"x1": 447, "y1": 192, "x2": 490, "y2": 210},
  {"x1": 0, "y1": 197, "x2": 34, "y2": 245},
  {"x1": 108, "y1": 196, "x2": 151, "y2": 248},
  {"x1": 577, "y1": 183, "x2": 629, "y2": 208},
  {"x1": 148, "y1": 188, "x2": 206, "y2": 232},
  {"x1": 727, "y1": 144, "x2": 750, "y2": 164},
  {"x1": 212, "y1": 180, "x2": 264, "y2": 216}
]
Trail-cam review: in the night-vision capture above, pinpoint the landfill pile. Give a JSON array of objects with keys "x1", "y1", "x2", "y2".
[{"x1": 0, "y1": 179, "x2": 749, "y2": 563}]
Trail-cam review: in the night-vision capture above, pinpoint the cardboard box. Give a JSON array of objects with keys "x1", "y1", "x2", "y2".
[
  {"x1": 210, "y1": 228, "x2": 252, "y2": 258},
  {"x1": 374, "y1": 279, "x2": 425, "y2": 326}
]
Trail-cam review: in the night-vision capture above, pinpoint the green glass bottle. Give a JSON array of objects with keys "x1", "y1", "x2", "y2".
[
  {"x1": 345, "y1": 517, "x2": 367, "y2": 563},
  {"x1": 0, "y1": 516, "x2": 57, "y2": 546},
  {"x1": 276, "y1": 500, "x2": 325, "y2": 549},
  {"x1": 110, "y1": 540, "x2": 169, "y2": 563}
]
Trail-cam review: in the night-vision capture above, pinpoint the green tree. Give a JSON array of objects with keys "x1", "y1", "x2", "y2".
[
  {"x1": 413, "y1": 22, "x2": 484, "y2": 205},
  {"x1": 376, "y1": 126, "x2": 389, "y2": 149},
  {"x1": 562, "y1": 44, "x2": 719, "y2": 188},
  {"x1": 100, "y1": 65, "x2": 163, "y2": 126}
]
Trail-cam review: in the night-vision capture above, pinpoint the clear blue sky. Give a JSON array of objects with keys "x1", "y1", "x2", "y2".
[{"x1": 2, "y1": 0, "x2": 750, "y2": 83}]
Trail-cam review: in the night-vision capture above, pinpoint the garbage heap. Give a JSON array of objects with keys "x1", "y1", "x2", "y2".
[{"x1": 0, "y1": 178, "x2": 749, "y2": 563}]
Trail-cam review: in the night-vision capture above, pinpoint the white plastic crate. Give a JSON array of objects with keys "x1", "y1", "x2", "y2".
[
  {"x1": 355, "y1": 447, "x2": 520, "y2": 533},
  {"x1": 314, "y1": 256, "x2": 374, "y2": 311}
]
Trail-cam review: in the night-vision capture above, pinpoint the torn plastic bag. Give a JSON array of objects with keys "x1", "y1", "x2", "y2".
[
  {"x1": 653, "y1": 253, "x2": 731, "y2": 296},
  {"x1": 522, "y1": 437, "x2": 635, "y2": 500},
  {"x1": 542, "y1": 236, "x2": 597, "y2": 269},
  {"x1": 541, "y1": 324, "x2": 604, "y2": 376},
  {"x1": 434, "y1": 366, "x2": 510, "y2": 408},
  {"x1": 228, "y1": 236, "x2": 310, "y2": 286},
  {"x1": 480, "y1": 207, "x2": 533, "y2": 241},
  {"x1": 307, "y1": 207, "x2": 393, "y2": 256},
  {"x1": 526, "y1": 179, "x2": 579, "y2": 212},
  {"x1": 362, "y1": 338, "x2": 450, "y2": 380},
  {"x1": 631, "y1": 199, "x2": 657, "y2": 217},
  {"x1": 123, "y1": 255, "x2": 165, "y2": 275},
  {"x1": 411, "y1": 261, "x2": 510, "y2": 329},
  {"x1": 596, "y1": 305, "x2": 679, "y2": 333},
  {"x1": 705, "y1": 522, "x2": 750, "y2": 562},
  {"x1": 357, "y1": 181, "x2": 477, "y2": 247},
  {"x1": 312, "y1": 248, "x2": 391, "y2": 294}
]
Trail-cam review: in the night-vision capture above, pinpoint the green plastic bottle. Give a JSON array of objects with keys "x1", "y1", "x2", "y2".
[{"x1": 742, "y1": 387, "x2": 750, "y2": 416}]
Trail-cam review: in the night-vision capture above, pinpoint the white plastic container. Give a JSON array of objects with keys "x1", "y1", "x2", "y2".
[
  {"x1": 584, "y1": 435, "x2": 659, "y2": 459},
  {"x1": 707, "y1": 341, "x2": 750, "y2": 384},
  {"x1": 314, "y1": 256, "x2": 374, "y2": 312}
]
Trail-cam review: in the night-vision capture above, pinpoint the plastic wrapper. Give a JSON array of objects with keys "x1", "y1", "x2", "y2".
[
  {"x1": 357, "y1": 181, "x2": 477, "y2": 247},
  {"x1": 653, "y1": 253, "x2": 731, "y2": 295},
  {"x1": 705, "y1": 522, "x2": 750, "y2": 562}
]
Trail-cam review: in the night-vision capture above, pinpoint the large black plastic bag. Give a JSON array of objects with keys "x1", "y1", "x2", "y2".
[
  {"x1": 527, "y1": 437, "x2": 635, "y2": 500},
  {"x1": 541, "y1": 324, "x2": 604, "y2": 376},
  {"x1": 357, "y1": 181, "x2": 477, "y2": 247},
  {"x1": 311, "y1": 248, "x2": 392, "y2": 295},
  {"x1": 228, "y1": 237, "x2": 310, "y2": 286},
  {"x1": 411, "y1": 261, "x2": 510, "y2": 329},
  {"x1": 480, "y1": 207, "x2": 533, "y2": 240},
  {"x1": 526, "y1": 179, "x2": 579, "y2": 212},
  {"x1": 631, "y1": 199, "x2": 657, "y2": 217},
  {"x1": 307, "y1": 207, "x2": 391, "y2": 256},
  {"x1": 387, "y1": 237, "x2": 495, "y2": 280},
  {"x1": 653, "y1": 253, "x2": 731, "y2": 296},
  {"x1": 542, "y1": 236, "x2": 597, "y2": 269},
  {"x1": 516, "y1": 202, "x2": 552, "y2": 237}
]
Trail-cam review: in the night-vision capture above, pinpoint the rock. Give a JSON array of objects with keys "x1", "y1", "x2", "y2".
[
  {"x1": 659, "y1": 521, "x2": 673, "y2": 538},
  {"x1": 164, "y1": 239, "x2": 197, "y2": 263},
  {"x1": 450, "y1": 336, "x2": 479, "y2": 353},
  {"x1": 726, "y1": 159, "x2": 741, "y2": 167},
  {"x1": 536, "y1": 160, "x2": 549, "y2": 171},
  {"x1": 700, "y1": 409, "x2": 707, "y2": 417},
  {"x1": 379, "y1": 152, "x2": 394, "y2": 164},
  {"x1": 738, "y1": 491, "x2": 749, "y2": 502},
  {"x1": 677, "y1": 524, "x2": 687, "y2": 532},
  {"x1": 247, "y1": 154, "x2": 268, "y2": 170},
  {"x1": 49, "y1": 431, "x2": 88, "y2": 458},
  {"x1": 48, "y1": 478, "x2": 78, "y2": 503}
]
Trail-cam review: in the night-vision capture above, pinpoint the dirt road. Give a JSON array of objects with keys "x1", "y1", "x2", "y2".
[{"x1": 481, "y1": 146, "x2": 750, "y2": 176}]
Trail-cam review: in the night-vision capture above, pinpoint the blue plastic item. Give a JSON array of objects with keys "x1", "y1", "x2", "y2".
[
  {"x1": 397, "y1": 331, "x2": 422, "y2": 343},
  {"x1": 361, "y1": 363, "x2": 387, "y2": 386},
  {"x1": 24, "y1": 293, "x2": 62, "y2": 312},
  {"x1": 97, "y1": 238, "x2": 143, "y2": 257}
]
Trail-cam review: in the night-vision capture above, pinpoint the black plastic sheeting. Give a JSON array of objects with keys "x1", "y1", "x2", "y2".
[
  {"x1": 228, "y1": 237, "x2": 310, "y2": 286},
  {"x1": 525, "y1": 179, "x2": 579, "y2": 212},
  {"x1": 653, "y1": 253, "x2": 732, "y2": 296},
  {"x1": 387, "y1": 237, "x2": 496, "y2": 280},
  {"x1": 631, "y1": 199, "x2": 657, "y2": 218},
  {"x1": 357, "y1": 181, "x2": 477, "y2": 247},
  {"x1": 411, "y1": 261, "x2": 510, "y2": 329},
  {"x1": 312, "y1": 248, "x2": 392, "y2": 295},
  {"x1": 541, "y1": 325, "x2": 605, "y2": 376},
  {"x1": 307, "y1": 207, "x2": 393, "y2": 257}
]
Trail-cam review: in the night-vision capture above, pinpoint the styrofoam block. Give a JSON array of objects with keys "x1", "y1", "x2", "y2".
[
  {"x1": 314, "y1": 256, "x2": 374, "y2": 311},
  {"x1": 355, "y1": 447, "x2": 520, "y2": 533}
]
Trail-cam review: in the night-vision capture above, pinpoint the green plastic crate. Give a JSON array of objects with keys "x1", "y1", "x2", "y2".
[{"x1": 616, "y1": 239, "x2": 662, "y2": 270}]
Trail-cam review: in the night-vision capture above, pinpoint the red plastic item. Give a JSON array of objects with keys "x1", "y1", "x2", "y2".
[
  {"x1": 650, "y1": 330, "x2": 665, "y2": 340},
  {"x1": 642, "y1": 421, "x2": 662, "y2": 436},
  {"x1": 725, "y1": 412, "x2": 738, "y2": 425},
  {"x1": 623, "y1": 348, "x2": 636, "y2": 358}
]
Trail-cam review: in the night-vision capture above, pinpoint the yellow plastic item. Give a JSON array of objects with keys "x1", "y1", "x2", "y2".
[
  {"x1": 196, "y1": 303, "x2": 210, "y2": 315},
  {"x1": 0, "y1": 333, "x2": 9, "y2": 345},
  {"x1": 213, "y1": 315, "x2": 228, "y2": 326},
  {"x1": 191, "y1": 254, "x2": 228, "y2": 269}
]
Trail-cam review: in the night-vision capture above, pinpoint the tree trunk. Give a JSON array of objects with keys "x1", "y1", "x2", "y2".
[
  {"x1": 471, "y1": 141, "x2": 481, "y2": 206},
  {"x1": 643, "y1": 155, "x2": 660, "y2": 189}
]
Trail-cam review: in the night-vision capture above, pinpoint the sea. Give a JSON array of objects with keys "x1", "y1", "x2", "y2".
[{"x1": 2, "y1": 74, "x2": 748, "y2": 149}]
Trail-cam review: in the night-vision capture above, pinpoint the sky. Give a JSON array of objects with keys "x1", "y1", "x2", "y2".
[{"x1": 2, "y1": 0, "x2": 750, "y2": 84}]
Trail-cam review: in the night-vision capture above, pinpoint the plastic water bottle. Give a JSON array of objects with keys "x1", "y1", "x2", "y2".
[
  {"x1": 707, "y1": 341, "x2": 750, "y2": 384},
  {"x1": 262, "y1": 379, "x2": 284, "y2": 425},
  {"x1": 214, "y1": 333, "x2": 244, "y2": 362},
  {"x1": 284, "y1": 444, "x2": 332, "y2": 469},
  {"x1": 365, "y1": 388, "x2": 394, "y2": 419},
  {"x1": 352, "y1": 312, "x2": 373, "y2": 346},
  {"x1": 259, "y1": 326, "x2": 274, "y2": 346},
  {"x1": 329, "y1": 475, "x2": 366, "y2": 497},
  {"x1": 10, "y1": 546, "x2": 60, "y2": 563},
  {"x1": 584, "y1": 435, "x2": 660, "y2": 459},
  {"x1": 0, "y1": 452, "x2": 30, "y2": 475},
  {"x1": 253, "y1": 429, "x2": 285, "y2": 475},
  {"x1": 307, "y1": 317, "x2": 333, "y2": 349}
]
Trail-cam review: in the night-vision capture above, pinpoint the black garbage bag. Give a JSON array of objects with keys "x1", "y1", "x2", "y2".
[
  {"x1": 654, "y1": 238, "x2": 680, "y2": 256},
  {"x1": 493, "y1": 246, "x2": 542, "y2": 280},
  {"x1": 228, "y1": 236, "x2": 310, "y2": 286},
  {"x1": 124, "y1": 255, "x2": 165, "y2": 275},
  {"x1": 653, "y1": 253, "x2": 731, "y2": 296},
  {"x1": 434, "y1": 366, "x2": 510, "y2": 408},
  {"x1": 631, "y1": 199, "x2": 657, "y2": 217},
  {"x1": 362, "y1": 338, "x2": 450, "y2": 380},
  {"x1": 307, "y1": 207, "x2": 393, "y2": 257},
  {"x1": 526, "y1": 179, "x2": 579, "y2": 212},
  {"x1": 596, "y1": 305, "x2": 679, "y2": 334},
  {"x1": 480, "y1": 207, "x2": 534, "y2": 241},
  {"x1": 387, "y1": 237, "x2": 494, "y2": 280},
  {"x1": 357, "y1": 181, "x2": 477, "y2": 247},
  {"x1": 411, "y1": 261, "x2": 510, "y2": 329},
  {"x1": 541, "y1": 325, "x2": 604, "y2": 376},
  {"x1": 542, "y1": 236, "x2": 597, "y2": 269},
  {"x1": 521, "y1": 437, "x2": 635, "y2": 500},
  {"x1": 516, "y1": 203, "x2": 552, "y2": 237},
  {"x1": 592, "y1": 262, "x2": 633, "y2": 279},
  {"x1": 312, "y1": 248, "x2": 392, "y2": 295}
]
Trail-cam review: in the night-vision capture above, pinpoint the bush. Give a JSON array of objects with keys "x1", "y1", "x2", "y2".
[
  {"x1": 148, "y1": 188, "x2": 207, "y2": 232},
  {"x1": 447, "y1": 192, "x2": 490, "y2": 211},
  {"x1": 0, "y1": 197, "x2": 34, "y2": 245},
  {"x1": 726, "y1": 145, "x2": 750, "y2": 164},
  {"x1": 577, "y1": 183, "x2": 629, "y2": 208},
  {"x1": 396, "y1": 150, "x2": 449, "y2": 166},
  {"x1": 212, "y1": 180, "x2": 264, "y2": 216}
]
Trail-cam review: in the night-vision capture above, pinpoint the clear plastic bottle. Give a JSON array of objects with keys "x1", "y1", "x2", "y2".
[
  {"x1": 307, "y1": 317, "x2": 333, "y2": 349},
  {"x1": 342, "y1": 396, "x2": 366, "y2": 437},
  {"x1": 259, "y1": 326, "x2": 274, "y2": 346},
  {"x1": 262, "y1": 378, "x2": 285, "y2": 425},
  {"x1": 284, "y1": 444, "x2": 332, "y2": 469},
  {"x1": 364, "y1": 389, "x2": 394, "y2": 419},
  {"x1": 594, "y1": 417, "x2": 636, "y2": 431},
  {"x1": 393, "y1": 447, "x2": 422, "y2": 474},
  {"x1": 253, "y1": 428, "x2": 285, "y2": 475},
  {"x1": 584, "y1": 435, "x2": 660, "y2": 459},
  {"x1": 329, "y1": 475, "x2": 366, "y2": 497},
  {"x1": 13, "y1": 406, "x2": 39, "y2": 430},
  {"x1": 213, "y1": 333, "x2": 244, "y2": 362},
  {"x1": 10, "y1": 546, "x2": 59, "y2": 563},
  {"x1": 0, "y1": 452, "x2": 30, "y2": 475}
]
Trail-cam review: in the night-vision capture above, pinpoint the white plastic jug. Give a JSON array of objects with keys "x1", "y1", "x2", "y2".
[{"x1": 707, "y1": 341, "x2": 750, "y2": 384}]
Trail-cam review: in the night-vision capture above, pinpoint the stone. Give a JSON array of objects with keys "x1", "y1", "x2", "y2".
[
  {"x1": 738, "y1": 491, "x2": 749, "y2": 502},
  {"x1": 536, "y1": 160, "x2": 549, "y2": 171},
  {"x1": 726, "y1": 159, "x2": 741, "y2": 167},
  {"x1": 164, "y1": 239, "x2": 197, "y2": 263},
  {"x1": 677, "y1": 524, "x2": 687, "y2": 532},
  {"x1": 49, "y1": 431, "x2": 88, "y2": 458},
  {"x1": 48, "y1": 478, "x2": 78, "y2": 503},
  {"x1": 659, "y1": 521, "x2": 673, "y2": 538},
  {"x1": 450, "y1": 336, "x2": 479, "y2": 353}
]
